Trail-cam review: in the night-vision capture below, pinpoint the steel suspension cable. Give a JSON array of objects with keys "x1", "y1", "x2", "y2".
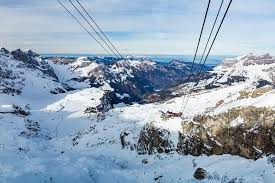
[
  {"x1": 197, "y1": 0, "x2": 225, "y2": 69},
  {"x1": 180, "y1": 0, "x2": 225, "y2": 113},
  {"x1": 68, "y1": 0, "x2": 120, "y2": 58},
  {"x1": 181, "y1": 0, "x2": 233, "y2": 114},
  {"x1": 189, "y1": 0, "x2": 212, "y2": 74},
  {"x1": 199, "y1": 0, "x2": 233, "y2": 73},
  {"x1": 75, "y1": 0, "x2": 123, "y2": 59},
  {"x1": 57, "y1": 0, "x2": 112, "y2": 55},
  {"x1": 179, "y1": 0, "x2": 212, "y2": 112}
]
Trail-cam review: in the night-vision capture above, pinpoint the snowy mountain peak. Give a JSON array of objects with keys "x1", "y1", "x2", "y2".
[
  {"x1": 73, "y1": 56, "x2": 97, "y2": 68},
  {"x1": 221, "y1": 53, "x2": 275, "y2": 68},
  {"x1": 114, "y1": 59, "x2": 156, "y2": 70},
  {"x1": 213, "y1": 54, "x2": 275, "y2": 86},
  {"x1": 0, "y1": 47, "x2": 10, "y2": 54},
  {"x1": 24, "y1": 49, "x2": 39, "y2": 57},
  {"x1": 169, "y1": 59, "x2": 187, "y2": 68},
  {"x1": 125, "y1": 55, "x2": 150, "y2": 60}
]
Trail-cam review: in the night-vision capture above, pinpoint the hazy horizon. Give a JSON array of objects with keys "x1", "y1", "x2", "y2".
[{"x1": 40, "y1": 53, "x2": 236, "y2": 65}]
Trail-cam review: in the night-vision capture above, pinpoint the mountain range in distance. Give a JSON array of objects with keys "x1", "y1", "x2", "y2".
[
  {"x1": 0, "y1": 47, "x2": 274, "y2": 183},
  {"x1": 41, "y1": 53, "x2": 235, "y2": 65}
]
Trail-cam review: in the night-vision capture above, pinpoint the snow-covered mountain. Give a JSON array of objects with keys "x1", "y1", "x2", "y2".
[
  {"x1": 146, "y1": 53, "x2": 275, "y2": 102},
  {"x1": 0, "y1": 48, "x2": 274, "y2": 183},
  {"x1": 45, "y1": 55, "x2": 203, "y2": 103}
]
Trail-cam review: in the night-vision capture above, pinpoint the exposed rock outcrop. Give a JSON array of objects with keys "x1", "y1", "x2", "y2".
[
  {"x1": 0, "y1": 63, "x2": 23, "y2": 95},
  {"x1": 11, "y1": 49, "x2": 58, "y2": 80},
  {"x1": 11, "y1": 49, "x2": 39, "y2": 67},
  {"x1": 130, "y1": 107, "x2": 274, "y2": 160},
  {"x1": 0, "y1": 47, "x2": 9, "y2": 54},
  {"x1": 238, "y1": 86, "x2": 273, "y2": 99},
  {"x1": 72, "y1": 125, "x2": 97, "y2": 146},
  {"x1": 178, "y1": 106, "x2": 275, "y2": 159},
  {"x1": 20, "y1": 119, "x2": 49, "y2": 139},
  {"x1": 0, "y1": 105, "x2": 30, "y2": 116},
  {"x1": 84, "y1": 91, "x2": 115, "y2": 114},
  {"x1": 137, "y1": 123, "x2": 174, "y2": 155},
  {"x1": 193, "y1": 168, "x2": 207, "y2": 180}
]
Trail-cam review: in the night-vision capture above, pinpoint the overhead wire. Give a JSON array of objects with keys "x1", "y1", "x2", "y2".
[
  {"x1": 181, "y1": 0, "x2": 233, "y2": 114},
  {"x1": 57, "y1": 0, "x2": 112, "y2": 55},
  {"x1": 68, "y1": 0, "x2": 120, "y2": 58},
  {"x1": 179, "y1": 0, "x2": 212, "y2": 113},
  {"x1": 57, "y1": 0, "x2": 233, "y2": 115},
  {"x1": 197, "y1": 0, "x2": 225, "y2": 69},
  {"x1": 198, "y1": 0, "x2": 233, "y2": 73},
  {"x1": 189, "y1": 0, "x2": 212, "y2": 75},
  {"x1": 75, "y1": 0, "x2": 123, "y2": 58}
]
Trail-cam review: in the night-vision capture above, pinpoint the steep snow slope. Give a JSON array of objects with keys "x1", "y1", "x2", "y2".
[{"x1": 0, "y1": 50, "x2": 274, "y2": 183}]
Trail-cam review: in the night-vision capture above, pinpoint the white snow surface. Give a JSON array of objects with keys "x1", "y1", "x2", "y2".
[
  {"x1": 0, "y1": 53, "x2": 275, "y2": 182},
  {"x1": 214, "y1": 53, "x2": 275, "y2": 84}
]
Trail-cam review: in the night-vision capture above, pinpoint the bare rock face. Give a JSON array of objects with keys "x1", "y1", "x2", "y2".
[
  {"x1": 137, "y1": 123, "x2": 174, "y2": 155},
  {"x1": 0, "y1": 47, "x2": 9, "y2": 54},
  {"x1": 178, "y1": 106, "x2": 275, "y2": 159},
  {"x1": 0, "y1": 64, "x2": 23, "y2": 95},
  {"x1": 20, "y1": 119, "x2": 50, "y2": 139},
  {"x1": 238, "y1": 85, "x2": 274, "y2": 100},
  {"x1": 10, "y1": 49, "x2": 58, "y2": 80},
  {"x1": 11, "y1": 49, "x2": 39, "y2": 67},
  {"x1": 97, "y1": 91, "x2": 115, "y2": 112},
  {"x1": 193, "y1": 168, "x2": 207, "y2": 180},
  {"x1": 84, "y1": 91, "x2": 115, "y2": 114},
  {"x1": 177, "y1": 122, "x2": 221, "y2": 156},
  {"x1": 127, "y1": 108, "x2": 274, "y2": 160},
  {"x1": 120, "y1": 130, "x2": 135, "y2": 150}
]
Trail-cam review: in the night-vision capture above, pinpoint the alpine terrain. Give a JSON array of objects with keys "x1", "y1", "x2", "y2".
[{"x1": 0, "y1": 48, "x2": 274, "y2": 183}]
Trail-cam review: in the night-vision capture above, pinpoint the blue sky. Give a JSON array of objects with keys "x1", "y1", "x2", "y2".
[{"x1": 1, "y1": 0, "x2": 275, "y2": 55}]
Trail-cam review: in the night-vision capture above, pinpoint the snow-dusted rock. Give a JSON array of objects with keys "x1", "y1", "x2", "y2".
[
  {"x1": 178, "y1": 106, "x2": 275, "y2": 159},
  {"x1": 137, "y1": 123, "x2": 174, "y2": 155}
]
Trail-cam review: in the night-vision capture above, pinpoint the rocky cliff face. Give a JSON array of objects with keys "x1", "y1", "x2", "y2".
[
  {"x1": 136, "y1": 123, "x2": 174, "y2": 155},
  {"x1": 133, "y1": 107, "x2": 275, "y2": 160},
  {"x1": 84, "y1": 91, "x2": 115, "y2": 114},
  {"x1": 178, "y1": 106, "x2": 275, "y2": 160},
  {"x1": 11, "y1": 49, "x2": 58, "y2": 80}
]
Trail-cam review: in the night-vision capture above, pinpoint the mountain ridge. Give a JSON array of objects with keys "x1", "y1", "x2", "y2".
[{"x1": 0, "y1": 47, "x2": 274, "y2": 182}]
